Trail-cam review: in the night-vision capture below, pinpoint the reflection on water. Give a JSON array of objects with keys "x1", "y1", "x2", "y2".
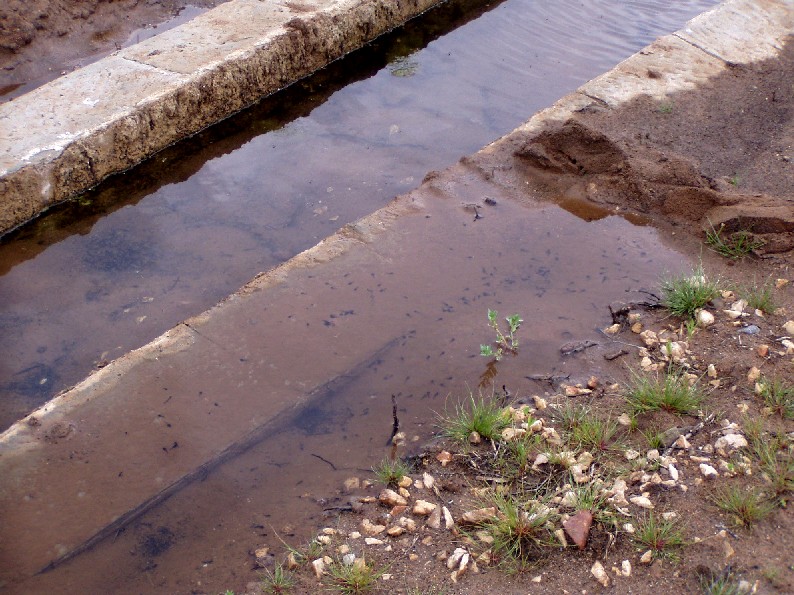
[{"x1": 0, "y1": 0, "x2": 717, "y2": 430}]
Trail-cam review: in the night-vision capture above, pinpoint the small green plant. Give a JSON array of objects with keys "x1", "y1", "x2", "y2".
[
  {"x1": 441, "y1": 391, "x2": 510, "y2": 443},
  {"x1": 728, "y1": 174, "x2": 740, "y2": 186},
  {"x1": 501, "y1": 433, "x2": 542, "y2": 476},
  {"x1": 481, "y1": 492, "x2": 556, "y2": 566},
  {"x1": 633, "y1": 512, "x2": 686, "y2": 561},
  {"x1": 326, "y1": 558, "x2": 384, "y2": 594},
  {"x1": 700, "y1": 569, "x2": 743, "y2": 595},
  {"x1": 570, "y1": 416, "x2": 618, "y2": 452},
  {"x1": 551, "y1": 402, "x2": 590, "y2": 433},
  {"x1": 710, "y1": 485, "x2": 774, "y2": 528},
  {"x1": 262, "y1": 563, "x2": 294, "y2": 594},
  {"x1": 658, "y1": 101, "x2": 674, "y2": 114},
  {"x1": 372, "y1": 457, "x2": 411, "y2": 487},
  {"x1": 641, "y1": 428, "x2": 665, "y2": 450},
  {"x1": 660, "y1": 265, "x2": 721, "y2": 319},
  {"x1": 747, "y1": 434, "x2": 793, "y2": 503},
  {"x1": 480, "y1": 309, "x2": 523, "y2": 361},
  {"x1": 626, "y1": 368, "x2": 703, "y2": 415},
  {"x1": 739, "y1": 277, "x2": 776, "y2": 313},
  {"x1": 757, "y1": 376, "x2": 794, "y2": 419},
  {"x1": 705, "y1": 220, "x2": 763, "y2": 259}
]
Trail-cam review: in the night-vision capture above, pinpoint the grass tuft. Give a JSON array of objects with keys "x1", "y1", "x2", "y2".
[
  {"x1": 372, "y1": 457, "x2": 411, "y2": 487},
  {"x1": 660, "y1": 265, "x2": 721, "y2": 319},
  {"x1": 757, "y1": 376, "x2": 794, "y2": 419},
  {"x1": 441, "y1": 392, "x2": 510, "y2": 443},
  {"x1": 626, "y1": 368, "x2": 703, "y2": 416},
  {"x1": 482, "y1": 492, "x2": 557, "y2": 567},
  {"x1": 710, "y1": 485, "x2": 774, "y2": 528},
  {"x1": 632, "y1": 512, "x2": 686, "y2": 561},
  {"x1": 326, "y1": 558, "x2": 384, "y2": 594},
  {"x1": 261, "y1": 563, "x2": 294, "y2": 594},
  {"x1": 705, "y1": 221, "x2": 763, "y2": 259},
  {"x1": 570, "y1": 416, "x2": 619, "y2": 452}
]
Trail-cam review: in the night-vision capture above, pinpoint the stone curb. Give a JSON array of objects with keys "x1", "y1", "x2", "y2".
[{"x1": 0, "y1": 0, "x2": 441, "y2": 235}]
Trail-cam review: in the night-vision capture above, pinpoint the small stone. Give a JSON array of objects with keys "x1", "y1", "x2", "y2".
[
  {"x1": 412, "y1": 500, "x2": 437, "y2": 516},
  {"x1": 723, "y1": 539, "x2": 735, "y2": 560},
  {"x1": 312, "y1": 558, "x2": 326, "y2": 578},
  {"x1": 398, "y1": 516, "x2": 417, "y2": 532},
  {"x1": 640, "y1": 329, "x2": 659, "y2": 347},
  {"x1": 379, "y1": 489, "x2": 407, "y2": 507},
  {"x1": 640, "y1": 549, "x2": 654, "y2": 564},
  {"x1": 398, "y1": 487, "x2": 410, "y2": 499},
  {"x1": 528, "y1": 418, "x2": 543, "y2": 433},
  {"x1": 501, "y1": 427, "x2": 526, "y2": 441},
  {"x1": 338, "y1": 544, "x2": 350, "y2": 555},
  {"x1": 316, "y1": 535, "x2": 331, "y2": 545},
  {"x1": 604, "y1": 347, "x2": 628, "y2": 361},
  {"x1": 364, "y1": 537, "x2": 384, "y2": 545},
  {"x1": 757, "y1": 344, "x2": 769, "y2": 357},
  {"x1": 587, "y1": 375, "x2": 599, "y2": 389},
  {"x1": 699, "y1": 464, "x2": 719, "y2": 479},
  {"x1": 668, "y1": 464, "x2": 680, "y2": 481},
  {"x1": 446, "y1": 547, "x2": 467, "y2": 569},
  {"x1": 782, "y1": 339, "x2": 794, "y2": 354},
  {"x1": 714, "y1": 433, "x2": 748, "y2": 454},
  {"x1": 604, "y1": 323, "x2": 621, "y2": 335},
  {"x1": 625, "y1": 449, "x2": 640, "y2": 460},
  {"x1": 629, "y1": 495, "x2": 654, "y2": 509},
  {"x1": 747, "y1": 367, "x2": 761, "y2": 383},
  {"x1": 460, "y1": 507, "x2": 498, "y2": 524},
  {"x1": 426, "y1": 505, "x2": 441, "y2": 529},
  {"x1": 387, "y1": 526, "x2": 405, "y2": 537},
  {"x1": 554, "y1": 528, "x2": 568, "y2": 547},
  {"x1": 436, "y1": 451, "x2": 453, "y2": 467},
  {"x1": 631, "y1": 322, "x2": 643, "y2": 333},
  {"x1": 617, "y1": 413, "x2": 633, "y2": 426},
  {"x1": 361, "y1": 519, "x2": 386, "y2": 535},
  {"x1": 524, "y1": 456, "x2": 547, "y2": 476},
  {"x1": 783, "y1": 320, "x2": 794, "y2": 335},
  {"x1": 443, "y1": 506, "x2": 455, "y2": 530},
  {"x1": 398, "y1": 476, "x2": 413, "y2": 488},
  {"x1": 468, "y1": 431, "x2": 482, "y2": 445},
  {"x1": 532, "y1": 575, "x2": 542, "y2": 583},
  {"x1": 422, "y1": 472, "x2": 435, "y2": 490},
  {"x1": 342, "y1": 553, "x2": 356, "y2": 566},
  {"x1": 343, "y1": 477, "x2": 360, "y2": 492},
  {"x1": 738, "y1": 325, "x2": 760, "y2": 335},
  {"x1": 621, "y1": 560, "x2": 632, "y2": 577},
  {"x1": 673, "y1": 435, "x2": 691, "y2": 449},
  {"x1": 532, "y1": 395, "x2": 548, "y2": 410},
  {"x1": 563, "y1": 510, "x2": 593, "y2": 550},
  {"x1": 591, "y1": 560, "x2": 610, "y2": 587},
  {"x1": 696, "y1": 309, "x2": 715, "y2": 327},
  {"x1": 562, "y1": 384, "x2": 592, "y2": 397},
  {"x1": 775, "y1": 278, "x2": 789, "y2": 289}
]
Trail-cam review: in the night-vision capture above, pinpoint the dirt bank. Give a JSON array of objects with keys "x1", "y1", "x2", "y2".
[{"x1": 0, "y1": 0, "x2": 228, "y2": 101}]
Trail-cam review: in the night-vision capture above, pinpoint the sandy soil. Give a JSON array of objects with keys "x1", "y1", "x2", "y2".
[
  {"x1": 250, "y1": 39, "x2": 794, "y2": 595},
  {"x1": 0, "y1": 0, "x2": 228, "y2": 101}
]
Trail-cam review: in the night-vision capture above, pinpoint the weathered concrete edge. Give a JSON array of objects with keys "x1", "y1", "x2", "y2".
[
  {"x1": 2, "y1": 0, "x2": 788, "y2": 461},
  {"x1": 0, "y1": 0, "x2": 442, "y2": 235}
]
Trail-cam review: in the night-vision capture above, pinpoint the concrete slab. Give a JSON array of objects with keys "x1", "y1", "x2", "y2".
[
  {"x1": 675, "y1": 0, "x2": 794, "y2": 64},
  {"x1": 577, "y1": 35, "x2": 726, "y2": 108},
  {"x1": 0, "y1": 0, "x2": 441, "y2": 235}
]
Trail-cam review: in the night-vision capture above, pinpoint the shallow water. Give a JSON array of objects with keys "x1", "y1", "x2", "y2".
[
  {"x1": 1, "y1": 0, "x2": 718, "y2": 591},
  {"x1": 0, "y1": 0, "x2": 717, "y2": 430}
]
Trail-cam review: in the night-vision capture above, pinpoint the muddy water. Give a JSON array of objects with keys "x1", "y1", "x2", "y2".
[
  {"x1": 1, "y1": 0, "x2": 719, "y2": 591},
  {"x1": 0, "y1": 0, "x2": 717, "y2": 430},
  {"x1": 18, "y1": 166, "x2": 691, "y2": 594}
]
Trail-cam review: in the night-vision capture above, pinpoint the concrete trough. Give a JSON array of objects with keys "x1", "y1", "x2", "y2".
[
  {"x1": 1, "y1": 0, "x2": 792, "y2": 589},
  {"x1": 0, "y1": 0, "x2": 442, "y2": 235}
]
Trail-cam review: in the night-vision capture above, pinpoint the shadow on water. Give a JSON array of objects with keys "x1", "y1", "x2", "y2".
[{"x1": 0, "y1": 0, "x2": 505, "y2": 272}]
